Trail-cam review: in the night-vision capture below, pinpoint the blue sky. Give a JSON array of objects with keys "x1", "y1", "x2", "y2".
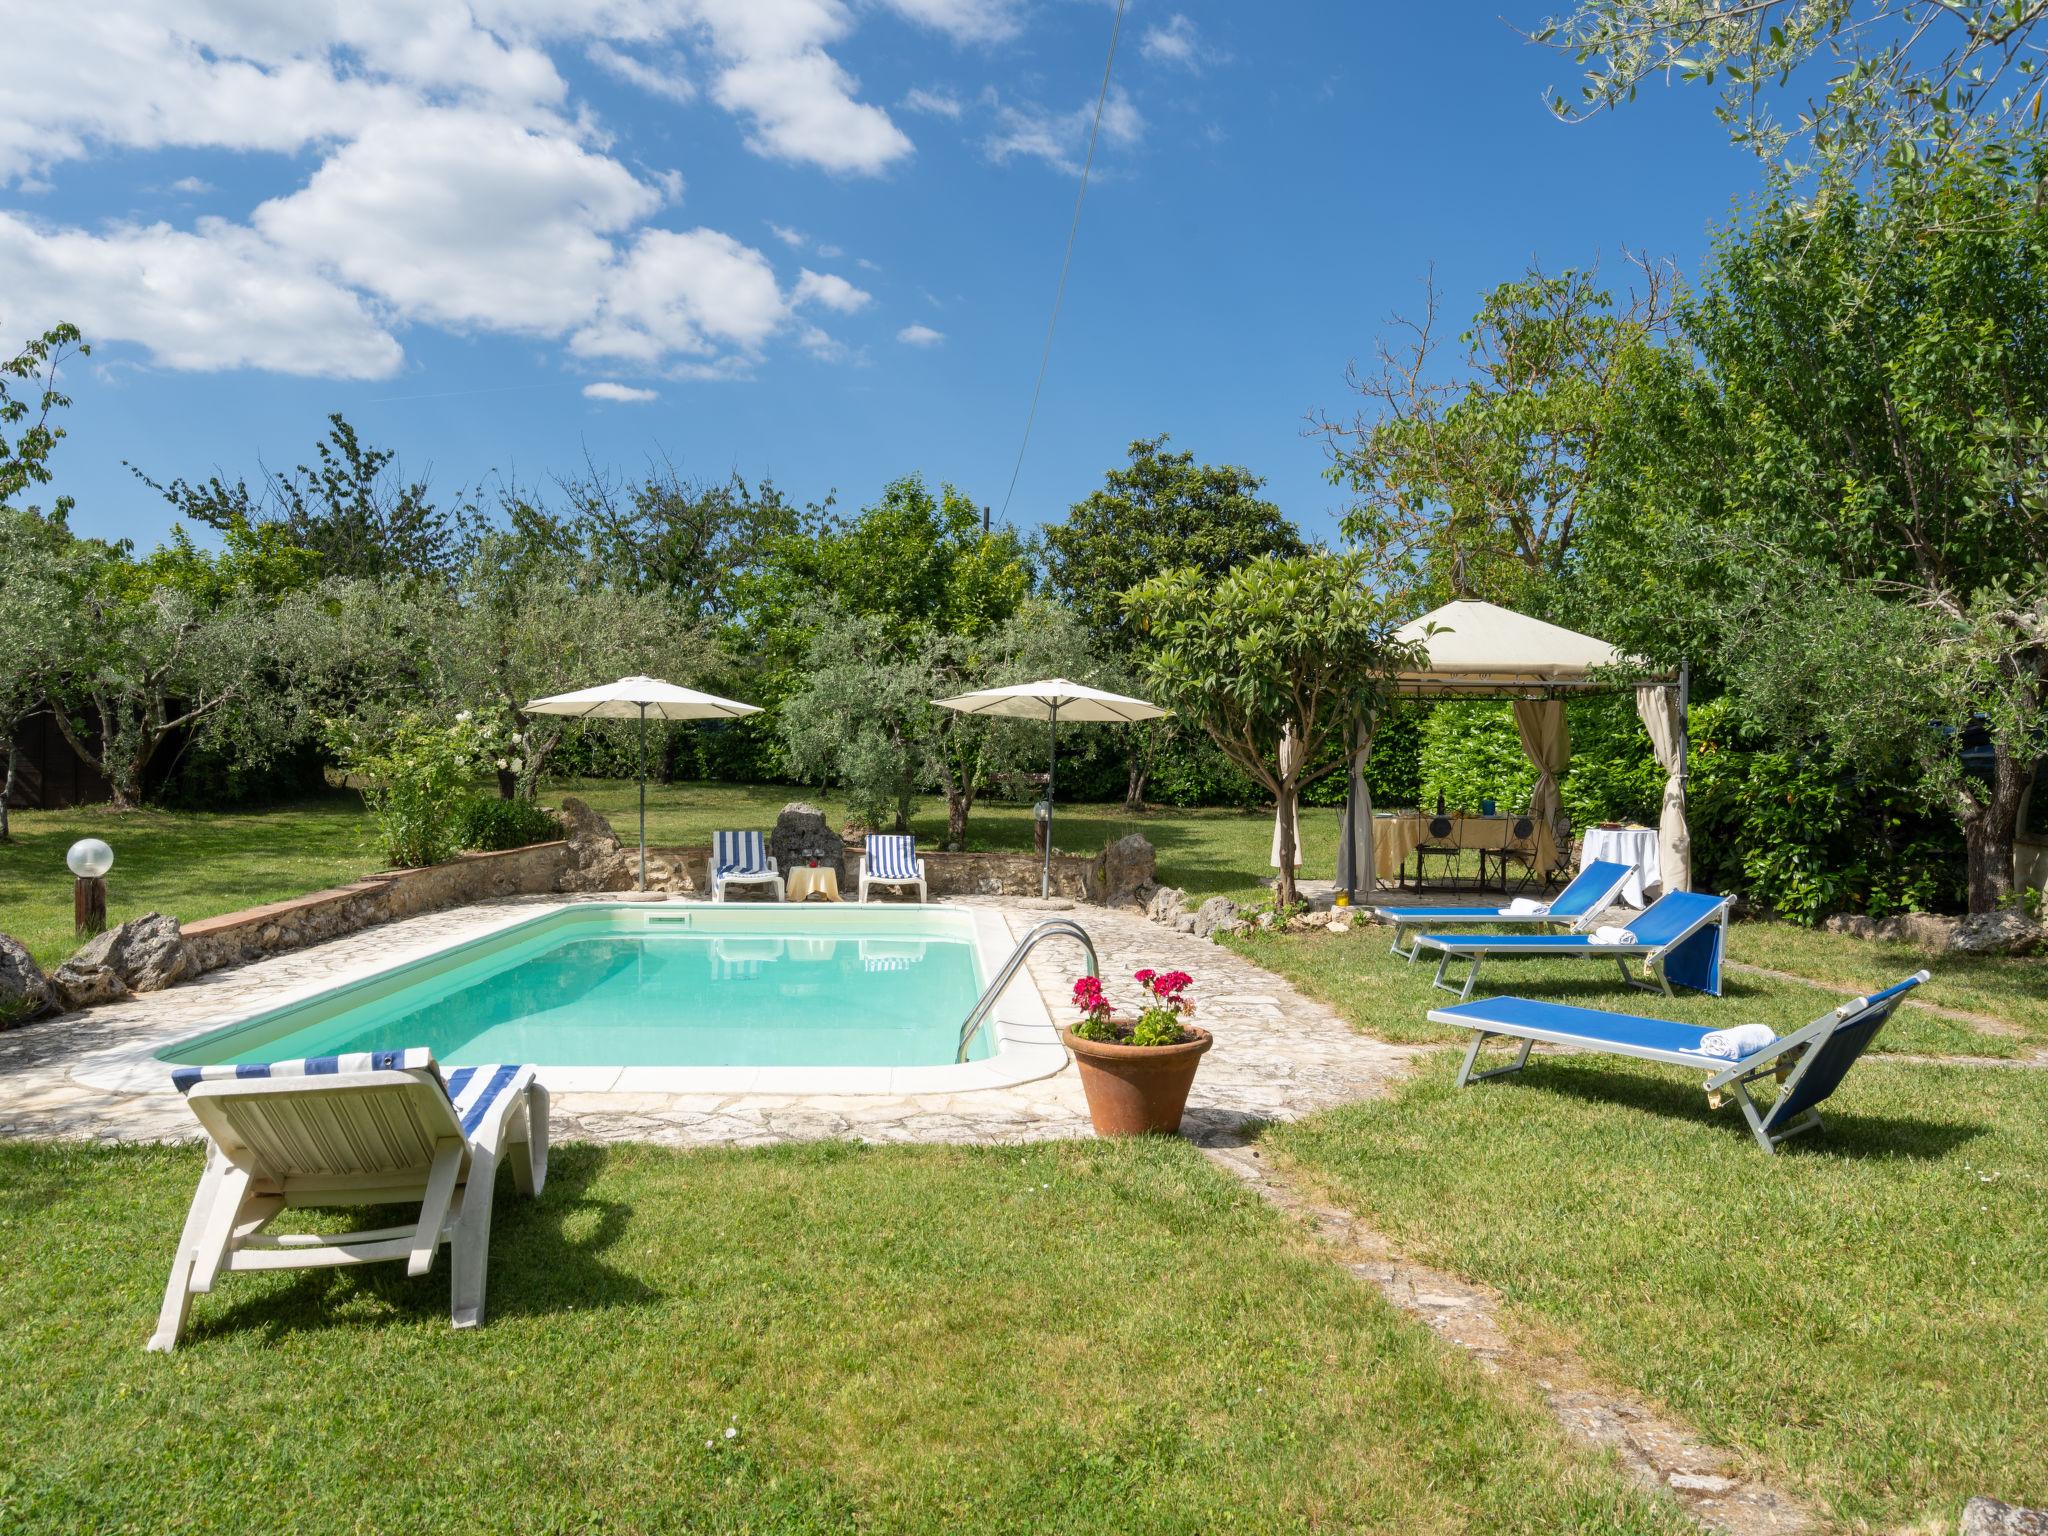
[{"x1": 4, "y1": 2, "x2": 1756, "y2": 552}]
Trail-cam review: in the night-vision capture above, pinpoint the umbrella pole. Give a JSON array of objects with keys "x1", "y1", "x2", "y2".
[
  {"x1": 1042, "y1": 703, "x2": 1058, "y2": 899},
  {"x1": 637, "y1": 704, "x2": 648, "y2": 892}
]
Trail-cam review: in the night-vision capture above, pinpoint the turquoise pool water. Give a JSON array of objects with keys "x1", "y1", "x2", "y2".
[{"x1": 160, "y1": 906, "x2": 993, "y2": 1069}]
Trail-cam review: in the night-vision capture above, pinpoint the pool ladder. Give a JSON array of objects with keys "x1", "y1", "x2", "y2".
[{"x1": 955, "y1": 918, "x2": 1099, "y2": 1063}]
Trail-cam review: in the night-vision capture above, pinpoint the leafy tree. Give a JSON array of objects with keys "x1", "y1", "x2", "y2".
[
  {"x1": 1574, "y1": 152, "x2": 2048, "y2": 911},
  {"x1": 497, "y1": 459, "x2": 808, "y2": 621},
  {"x1": 437, "y1": 534, "x2": 717, "y2": 798},
  {"x1": 1045, "y1": 435, "x2": 1303, "y2": 807},
  {"x1": 0, "y1": 510, "x2": 80, "y2": 837},
  {"x1": 1532, "y1": 0, "x2": 2048, "y2": 183},
  {"x1": 1317, "y1": 264, "x2": 1668, "y2": 611},
  {"x1": 43, "y1": 545, "x2": 297, "y2": 810},
  {"x1": 131, "y1": 413, "x2": 457, "y2": 580},
  {"x1": 0, "y1": 321, "x2": 87, "y2": 514},
  {"x1": 1123, "y1": 552, "x2": 1421, "y2": 907}
]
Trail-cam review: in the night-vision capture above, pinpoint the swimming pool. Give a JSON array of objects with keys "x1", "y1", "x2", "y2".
[{"x1": 152, "y1": 903, "x2": 1064, "y2": 1095}]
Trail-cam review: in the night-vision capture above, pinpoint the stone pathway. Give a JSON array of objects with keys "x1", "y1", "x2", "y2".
[
  {"x1": 1204, "y1": 1141, "x2": 1816, "y2": 1536},
  {"x1": 0, "y1": 894, "x2": 1418, "y2": 1147}
]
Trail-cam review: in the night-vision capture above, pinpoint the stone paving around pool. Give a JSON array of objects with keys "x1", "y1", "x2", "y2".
[{"x1": 0, "y1": 894, "x2": 1420, "y2": 1147}]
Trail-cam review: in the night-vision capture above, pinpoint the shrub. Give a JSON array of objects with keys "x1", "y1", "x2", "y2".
[
  {"x1": 326, "y1": 711, "x2": 502, "y2": 868},
  {"x1": 1418, "y1": 702, "x2": 1534, "y2": 813},
  {"x1": 452, "y1": 794, "x2": 561, "y2": 851},
  {"x1": 1559, "y1": 693, "x2": 1664, "y2": 829}
]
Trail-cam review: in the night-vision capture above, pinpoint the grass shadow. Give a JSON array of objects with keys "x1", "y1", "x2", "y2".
[
  {"x1": 1502, "y1": 1059, "x2": 1989, "y2": 1161},
  {"x1": 184, "y1": 1144, "x2": 660, "y2": 1347}
]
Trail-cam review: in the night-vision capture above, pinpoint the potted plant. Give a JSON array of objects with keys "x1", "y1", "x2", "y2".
[{"x1": 1062, "y1": 969, "x2": 1212, "y2": 1136}]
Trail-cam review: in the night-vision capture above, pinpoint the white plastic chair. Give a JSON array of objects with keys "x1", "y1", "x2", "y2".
[
  {"x1": 712, "y1": 830, "x2": 784, "y2": 901},
  {"x1": 148, "y1": 1049, "x2": 547, "y2": 1351}
]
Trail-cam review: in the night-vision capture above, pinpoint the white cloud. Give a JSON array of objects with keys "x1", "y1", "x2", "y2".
[
  {"x1": 792, "y1": 268, "x2": 871, "y2": 313},
  {"x1": 0, "y1": 212, "x2": 402, "y2": 378},
  {"x1": 901, "y1": 86, "x2": 965, "y2": 120},
  {"x1": 815, "y1": 241, "x2": 843, "y2": 258},
  {"x1": 1140, "y1": 14, "x2": 1222, "y2": 72},
  {"x1": 572, "y1": 226, "x2": 789, "y2": 366},
  {"x1": 0, "y1": 0, "x2": 933, "y2": 377},
  {"x1": 710, "y1": 47, "x2": 912, "y2": 175},
  {"x1": 583, "y1": 380, "x2": 659, "y2": 401},
  {"x1": 586, "y1": 41, "x2": 694, "y2": 103},
  {"x1": 896, "y1": 323, "x2": 944, "y2": 346},
  {"x1": 987, "y1": 85, "x2": 1144, "y2": 174},
  {"x1": 768, "y1": 222, "x2": 808, "y2": 248},
  {"x1": 255, "y1": 110, "x2": 663, "y2": 334},
  {"x1": 877, "y1": 0, "x2": 1021, "y2": 45}
]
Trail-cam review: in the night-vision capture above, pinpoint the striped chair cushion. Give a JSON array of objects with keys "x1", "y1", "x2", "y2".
[
  {"x1": 866, "y1": 834, "x2": 919, "y2": 881},
  {"x1": 170, "y1": 1050, "x2": 527, "y2": 1139},
  {"x1": 714, "y1": 830, "x2": 769, "y2": 876}
]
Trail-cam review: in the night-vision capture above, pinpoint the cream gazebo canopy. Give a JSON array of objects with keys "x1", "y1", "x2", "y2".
[
  {"x1": 1300, "y1": 600, "x2": 1691, "y2": 900},
  {"x1": 1390, "y1": 598, "x2": 1641, "y2": 695}
]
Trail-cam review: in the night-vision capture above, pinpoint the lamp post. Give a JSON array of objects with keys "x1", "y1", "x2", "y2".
[{"x1": 68, "y1": 838, "x2": 113, "y2": 937}]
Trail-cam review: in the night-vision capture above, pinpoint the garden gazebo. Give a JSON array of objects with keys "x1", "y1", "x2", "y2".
[{"x1": 1313, "y1": 599, "x2": 1689, "y2": 901}]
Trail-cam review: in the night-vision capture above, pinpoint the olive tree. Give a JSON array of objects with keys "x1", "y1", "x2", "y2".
[
  {"x1": 1533, "y1": 0, "x2": 2048, "y2": 183},
  {"x1": 1123, "y1": 552, "x2": 1422, "y2": 908}
]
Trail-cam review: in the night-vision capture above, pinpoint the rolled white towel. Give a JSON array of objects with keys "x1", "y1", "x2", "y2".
[
  {"x1": 1504, "y1": 897, "x2": 1549, "y2": 916},
  {"x1": 1701, "y1": 1024, "x2": 1777, "y2": 1061},
  {"x1": 1589, "y1": 925, "x2": 1637, "y2": 946}
]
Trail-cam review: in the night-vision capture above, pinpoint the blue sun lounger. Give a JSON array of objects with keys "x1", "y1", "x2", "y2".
[
  {"x1": 1427, "y1": 971, "x2": 1931, "y2": 1152},
  {"x1": 1374, "y1": 859, "x2": 1634, "y2": 961},
  {"x1": 1413, "y1": 888, "x2": 1731, "y2": 1001}
]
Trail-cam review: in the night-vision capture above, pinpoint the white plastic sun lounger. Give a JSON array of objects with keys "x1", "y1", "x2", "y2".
[
  {"x1": 1375, "y1": 859, "x2": 1634, "y2": 961},
  {"x1": 1428, "y1": 971, "x2": 1930, "y2": 1152},
  {"x1": 149, "y1": 1049, "x2": 547, "y2": 1351},
  {"x1": 858, "y1": 834, "x2": 928, "y2": 903},
  {"x1": 1413, "y1": 888, "x2": 1732, "y2": 1001},
  {"x1": 712, "y1": 830, "x2": 784, "y2": 902}
]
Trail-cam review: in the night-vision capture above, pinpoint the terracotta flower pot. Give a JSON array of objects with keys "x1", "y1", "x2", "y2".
[{"x1": 1061, "y1": 1023, "x2": 1213, "y2": 1137}]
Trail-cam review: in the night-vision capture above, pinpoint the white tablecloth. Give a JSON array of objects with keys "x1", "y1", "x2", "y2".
[{"x1": 1581, "y1": 826, "x2": 1661, "y2": 908}]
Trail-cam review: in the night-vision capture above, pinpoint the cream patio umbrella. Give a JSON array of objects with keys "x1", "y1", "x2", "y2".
[
  {"x1": 524, "y1": 676, "x2": 761, "y2": 891},
  {"x1": 931, "y1": 678, "x2": 1169, "y2": 898}
]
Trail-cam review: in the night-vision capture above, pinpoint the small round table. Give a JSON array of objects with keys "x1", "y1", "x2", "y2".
[
  {"x1": 785, "y1": 865, "x2": 842, "y2": 902},
  {"x1": 1580, "y1": 825, "x2": 1661, "y2": 907}
]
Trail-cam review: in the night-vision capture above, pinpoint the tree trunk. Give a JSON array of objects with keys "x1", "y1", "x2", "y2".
[
  {"x1": 1960, "y1": 746, "x2": 2030, "y2": 914},
  {"x1": 946, "y1": 786, "x2": 978, "y2": 850},
  {"x1": 0, "y1": 735, "x2": 15, "y2": 842},
  {"x1": 496, "y1": 767, "x2": 517, "y2": 800},
  {"x1": 1274, "y1": 777, "x2": 1300, "y2": 909},
  {"x1": 1122, "y1": 758, "x2": 1148, "y2": 815}
]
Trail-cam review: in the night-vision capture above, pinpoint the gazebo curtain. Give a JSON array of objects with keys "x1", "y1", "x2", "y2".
[
  {"x1": 1635, "y1": 684, "x2": 1692, "y2": 893},
  {"x1": 1334, "y1": 716, "x2": 1377, "y2": 896},
  {"x1": 1510, "y1": 699, "x2": 1569, "y2": 876}
]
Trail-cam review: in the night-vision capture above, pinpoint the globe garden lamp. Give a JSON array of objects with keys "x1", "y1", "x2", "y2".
[{"x1": 67, "y1": 838, "x2": 113, "y2": 937}]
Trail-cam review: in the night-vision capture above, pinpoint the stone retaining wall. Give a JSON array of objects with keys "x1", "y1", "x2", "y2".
[
  {"x1": 181, "y1": 842, "x2": 570, "y2": 976},
  {"x1": 642, "y1": 846, "x2": 1098, "y2": 900}
]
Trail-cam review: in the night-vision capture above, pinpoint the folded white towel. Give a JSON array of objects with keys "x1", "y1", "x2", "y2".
[
  {"x1": 1701, "y1": 1024, "x2": 1777, "y2": 1061},
  {"x1": 1505, "y1": 898, "x2": 1549, "y2": 916},
  {"x1": 1590, "y1": 925, "x2": 1637, "y2": 946}
]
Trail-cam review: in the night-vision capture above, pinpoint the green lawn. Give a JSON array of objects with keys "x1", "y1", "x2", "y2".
[
  {"x1": 556, "y1": 777, "x2": 1332, "y2": 906},
  {"x1": 0, "y1": 1137, "x2": 1691, "y2": 1536},
  {"x1": 0, "y1": 794, "x2": 381, "y2": 969},
  {"x1": 1224, "y1": 923, "x2": 2026, "y2": 1058},
  {"x1": 1725, "y1": 922, "x2": 2048, "y2": 1047},
  {"x1": 1267, "y1": 1053, "x2": 2048, "y2": 1529}
]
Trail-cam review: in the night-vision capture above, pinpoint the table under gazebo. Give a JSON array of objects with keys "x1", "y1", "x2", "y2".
[{"x1": 1282, "y1": 599, "x2": 1694, "y2": 906}]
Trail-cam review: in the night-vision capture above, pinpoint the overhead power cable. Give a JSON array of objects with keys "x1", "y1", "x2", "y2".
[{"x1": 996, "y1": 0, "x2": 1128, "y2": 523}]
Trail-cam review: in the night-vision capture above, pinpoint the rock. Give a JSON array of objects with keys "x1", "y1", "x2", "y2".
[
  {"x1": 1328, "y1": 913, "x2": 1353, "y2": 935},
  {"x1": 770, "y1": 802, "x2": 844, "y2": 884},
  {"x1": 1822, "y1": 913, "x2": 1882, "y2": 941},
  {"x1": 1091, "y1": 833, "x2": 1158, "y2": 908},
  {"x1": 1174, "y1": 913, "x2": 1196, "y2": 933},
  {"x1": 1893, "y1": 911, "x2": 1962, "y2": 949},
  {"x1": 0, "y1": 933, "x2": 52, "y2": 1024},
  {"x1": 1191, "y1": 895, "x2": 1240, "y2": 940},
  {"x1": 49, "y1": 912, "x2": 191, "y2": 1012},
  {"x1": 1209, "y1": 917, "x2": 1243, "y2": 939},
  {"x1": 555, "y1": 796, "x2": 686, "y2": 893},
  {"x1": 1145, "y1": 884, "x2": 1189, "y2": 925},
  {"x1": 1962, "y1": 1496, "x2": 2048, "y2": 1535},
  {"x1": 1255, "y1": 910, "x2": 1276, "y2": 930},
  {"x1": 1949, "y1": 910, "x2": 2045, "y2": 957},
  {"x1": 554, "y1": 795, "x2": 620, "y2": 851}
]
